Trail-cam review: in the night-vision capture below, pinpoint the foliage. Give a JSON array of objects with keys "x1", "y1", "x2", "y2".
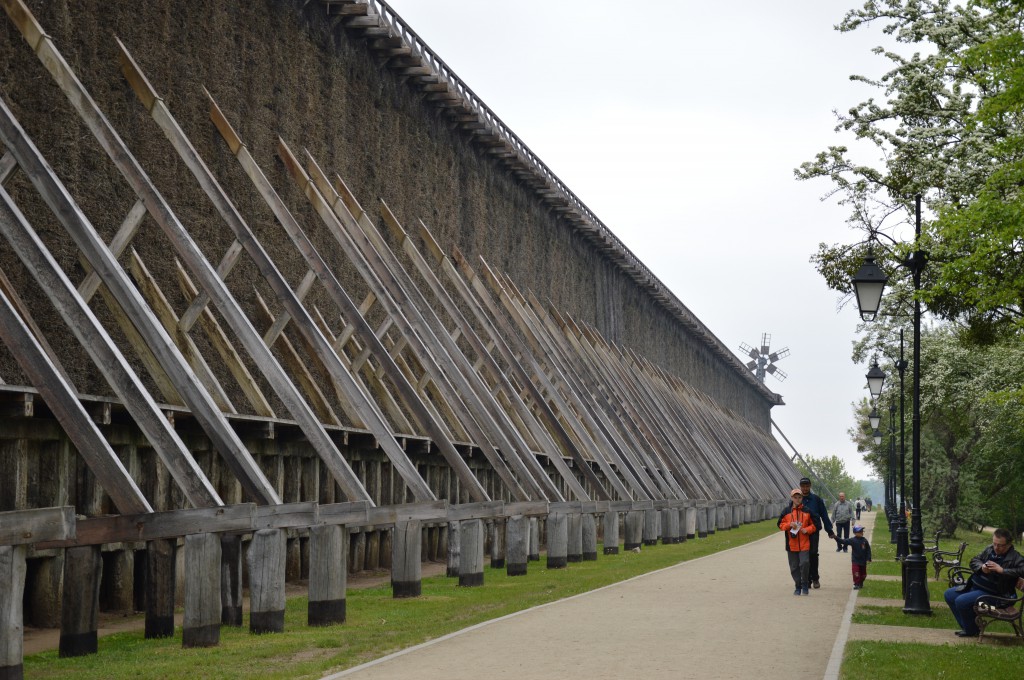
[
  {"x1": 805, "y1": 0, "x2": 1024, "y2": 538},
  {"x1": 796, "y1": 454, "x2": 865, "y2": 501}
]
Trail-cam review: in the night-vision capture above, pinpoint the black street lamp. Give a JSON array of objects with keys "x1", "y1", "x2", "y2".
[
  {"x1": 888, "y1": 402, "x2": 898, "y2": 544},
  {"x1": 850, "y1": 194, "x2": 931, "y2": 616},
  {"x1": 895, "y1": 330, "x2": 909, "y2": 561},
  {"x1": 866, "y1": 361, "x2": 886, "y2": 401}
]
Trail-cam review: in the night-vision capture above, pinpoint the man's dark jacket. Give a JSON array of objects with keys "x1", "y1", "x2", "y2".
[
  {"x1": 787, "y1": 493, "x2": 834, "y2": 536},
  {"x1": 968, "y1": 545, "x2": 1024, "y2": 597}
]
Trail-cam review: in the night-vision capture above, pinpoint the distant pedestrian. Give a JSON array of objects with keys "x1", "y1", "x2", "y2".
[
  {"x1": 855, "y1": 498, "x2": 863, "y2": 520},
  {"x1": 778, "y1": 488, "x2": 817, "y2": 595},
  {"x1": 835, "y1": 525, "x2": 872, "y2": 588},
  {"x1": 832, "y1": 492, "x2": 855, "y2": 551}
]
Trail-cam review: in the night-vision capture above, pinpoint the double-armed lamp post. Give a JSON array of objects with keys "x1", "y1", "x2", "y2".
[{"x1": 850, "y1": 195, "x2": 931, "y2": 615}]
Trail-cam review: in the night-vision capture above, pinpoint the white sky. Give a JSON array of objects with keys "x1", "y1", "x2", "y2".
[{"x1": 386, "y1": 0, "x2": 891, "y2": 480}]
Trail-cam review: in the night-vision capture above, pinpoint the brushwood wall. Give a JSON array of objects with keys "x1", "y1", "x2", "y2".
[{"x1": 0, "y1": 0, "x2": 777, "y2": 428}]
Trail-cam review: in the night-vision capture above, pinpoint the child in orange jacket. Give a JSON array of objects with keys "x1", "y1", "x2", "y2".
[{"x1": 778, "y1": 488, "x2": 818, "y2": 595}]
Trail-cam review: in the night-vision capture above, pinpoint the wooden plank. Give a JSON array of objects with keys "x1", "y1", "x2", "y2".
[
  {"x1": 129, "y1": 250, "x2": 237, "y2": 414},
  {"x1": 316, "y1": 500, "x2": 370, "y2": 527},
  {"x1": 200, "y1": 91, "x2": 486, "y2": 503},
  {"x1": 364, "y1": 500, "x2": 448, "y2": 526},
  {"x1": 446, "y1": 501, "x2": 503, "y2": 522},
  {"x1": 253, "y1": 292, "x2": 344, "y2": 427},
  {"x1": 35, "y1": 504, "x2": 257, "y2": 549},
  {"x1": 0, "y1": 506, "x2": 75, "y2": 545},
  {"x1": 0, "y1": 97, "x2": 279, "y2": 505},
  {"x1": 254, "y1": 501, "x2": 317, "y2": 530},
  {"x1": 293, "y1": 146, "x2": 549, "y2": 502},
  {"x1": 0, "y1": 273, "x2": 151, "y2": 514},
  {"x1": 380, "y1": 205, "x2": 593, "y2": 501},
  {"x1": 176, "y1": 262, "x2": 276, "y2": 418},
  {"x1": 178, "y1": 240, "x2": 244, "y2": 333}
]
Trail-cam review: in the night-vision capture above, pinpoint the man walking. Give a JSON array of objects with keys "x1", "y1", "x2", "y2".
[
  {"x1": 831, "y1": 492, "x2": 855, "y2": 552},
  {"x1": 796, "y1": 477, "x2": 834, "y2": 589}
]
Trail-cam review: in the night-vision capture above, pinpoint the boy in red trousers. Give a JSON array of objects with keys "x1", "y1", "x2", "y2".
[
  {"x1": 836, "y1": 525, "x2": 872, "y2": 589},
  {"x1": 778, "y1": 488, "x2": 817, "y2": 595}
]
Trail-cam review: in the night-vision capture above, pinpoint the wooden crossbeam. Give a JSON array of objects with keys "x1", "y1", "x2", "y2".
[
  {"x1": 0, "y1": 275, "x2": 152, "y2": 514},
  {"x1": 0, "y1": 11, "x2": 285, "y2": 505},
  {"x1": 0, "y1": 506, "x2": 75, "y2": 545},
  {"x1": 0, "y1": 171, "x2": 223, "y2": 509},
  {"x1": 296, "y1": 148, "x2": 559, "y2": 502}
]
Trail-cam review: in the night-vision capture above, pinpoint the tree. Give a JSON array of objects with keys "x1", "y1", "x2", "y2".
[{"x1": 795, "y1": 454, "x2": 865, "y2": 503}]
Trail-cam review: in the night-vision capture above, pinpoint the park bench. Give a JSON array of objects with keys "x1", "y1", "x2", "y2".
[
  {"x1": 923, "y1": 531, "x2": 943, "y2": 555},
  {"x1": 947, "y1": 568, "x2": 1024, "y2": 641},
  {"x1": 932, "y1": 540, "x2": 968, "y2": 580}
]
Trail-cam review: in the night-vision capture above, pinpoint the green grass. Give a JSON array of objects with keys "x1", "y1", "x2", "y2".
[
  {"x1": 842, "y1": 641, "x2": 1024, "y2": 679},
  {"x1": 842, "y1": 514, "x2": 1024, "y2": 678},
  {"x1": 25, "y1": 521, "x2": 776, "y2": 679}
]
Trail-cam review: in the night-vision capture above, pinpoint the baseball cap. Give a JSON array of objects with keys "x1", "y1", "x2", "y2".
[
  {"x1": 799, "y1": 477, "x2": 811, "y2": 485},
  {"x1": 853, "y1": 525, "x2": 864, "y2": 533},
  {"x1": 790, "y1": 488, "x2": 803, "y2": 497}
]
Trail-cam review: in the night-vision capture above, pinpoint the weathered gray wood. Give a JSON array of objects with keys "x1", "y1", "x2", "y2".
[
  {"x1": 458, "y1": 518, "x2": 484, "y2": 587},
  {"x1": 248, "y1": 529, "x2": 286, "y2": 634},
  {"x1": 685, "y1": 504, "x2": 697, "y2": 540},
  {"x1": 504, "y1": 501, "x2": 549, "y2": 517},
  {"x1": 0, "y1": 92, "x2": 277, "y2": 506},
  {"x1": 546, "y1": 512, "x2": 568, "y2": 569},
  {"x1": 0, "y1": 506, "x2": 74, "y2": 545},
  {"x1": 365, "y1": 501, "x2": 448, "y2": 527},
  {"x1": 489, "y1": 519, "x2": 506, "y2": 569},
  {"x1": 182, "y1": 533, "x2": 220, "y2": 647},
  {"x1": 603, "y1": 511, "x2": 620, "y2": 554},
  {"x1": 318, "y1": 501, "x2": 370, "y2": 527},
  {"x1": 643, "y1": 509, "x2": 660, "y2": 547},
  {"x1": 447, "y1": 501, "x2": 504, "y2": 522},
  {"x1": 446, "y1": 520, "x2": 460, "y2": 577},
  {"x1": 0, "y1": 276, "x2": 151, "y2": 514},
  {"x1": 308, "y1": 524, "x2": 346, "y2": 625},
  {"x1": 391, "y1": 521, "x2": 421, "y2": 598},
  {"x1": 505, "y1": 515, "x2": 529, "y2": 576},
  {"x1": 0, "y1": 545, "x2": 26, "y2": 679},
  {"x1": 624, "y1": 511, "x2": 644, "y2": 551},
  {"x1": 383, "y1": 209, "x2": 592, "y2": 501},
  {"x1": 296, "y1": 149, "x2": 554, "y2": 502},
  {"x1": 528, "y1": 517, "x2": 540, "y2": 561},
  {"x1": 37, "y1": 504, "x2": 256, "y2": 549},
  {"x1": 59, "y1": 545, "x2": 101, "y2": 657},
  {"x1": 144, "y1": 538, "x2": 176, "y2": 638},
  {"x1": 219, "y1": 535, "x2": 242, "y2": 627},
  {"x1": 697, "y1": 504, "x2": 709, "y2": 538},
  {"x1": 662, "y1": 508, "x2": 680, "y2": 544},
  {"x1": 581, "y1": 513, "x2": 598, "y2": 560},
  {"x1": 255, "y1": 502, "x2": 317, "y2": 531},
  {"x1": 99, "y1": 548, "x2": 134, "y2": 612},
  {"x1": 566, "y1": 512, "x2": 583, "y2": 563}
]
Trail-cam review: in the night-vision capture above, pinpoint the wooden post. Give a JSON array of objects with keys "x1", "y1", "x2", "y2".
[
  {"x1": 643, "y1": 509, "x2": 659, "y2": 546},
  {"x1": 685, "y1": 504, "x2": 697, "y2": 540},
  {"x1": 546, "y1": 512, "x2": 568, "y2": 569},
  {"x1": 248, "y1": 529, "x2": 286, "y2": 634},
  {"x1": 505, "y1": 515, "x2": 529, "y2": 576},
  {"x1": 662, "y1": 508, "x2": 679, "y2": 544},
  {"x1": 446, "y1": 520, "x2": 460, "y2": 577},
  {"x1": 0, "y1": 545, "x2": 26, "y2": 680},
  {"x1": 391, "y1": 521, "x2": 421, "y2": 598},
  {"x1": 624, "y1": 511, "x2": 643, "y2": 551},
  {"x1": 59, "y1": 545, "x2": 102, "y2": 657},
  {"x1": 308, "y1": 524, "x2": 347, "y2": 625},
  {"x1": 581, "y1": 513, "x2": 598, "y2": 560},
  {"x1": 489, "y1": 518, "x2": 506, "y2": 569},
  {"x1": 458, "y1": 518, "x2": 484, "y2": 587},
  {"x1": 144, "y1": 538, "x2": 176, "y2": 638},
  {"x1": 602, "y1": 511, "x2": 619, "y2": 554},
  {"x1": 220, "y1": 535, "x2": 243, "y2": 627},
  {"x1": 528, "y1": 517, "x2": 540, "y2": 561},
  {"x1": 696, "y1": 504, "x2": 708, "y2": 538},
  {"x1": 566, "y1": 512, "x2": 582, "y2": 563},
  {"x1": 182, "y1": 533, "x2": 221, "y2": 648},
  {"x1": 100, "y1": 548, "x2": 135, "y2": 612}
]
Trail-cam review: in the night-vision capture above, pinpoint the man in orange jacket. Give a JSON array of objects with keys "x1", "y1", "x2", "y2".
[{"x1": 778, "y1": 488, "x2": 817, "y2": 595}]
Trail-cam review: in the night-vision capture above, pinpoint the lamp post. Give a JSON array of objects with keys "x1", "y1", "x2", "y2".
[
  {"x1": 895, "y1": 330, "x2": 909, "y2": 560},
  {"x1": 888, "y1": 402, "x2": 898, "y2": 544},
  {"x1": 850, "y1": 194, "x2": 930, "y2": 615}
]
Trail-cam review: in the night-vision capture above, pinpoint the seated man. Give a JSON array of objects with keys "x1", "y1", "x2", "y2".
[{"x1": 943, "y1": 528, "x2": 1024, "y2": 637}]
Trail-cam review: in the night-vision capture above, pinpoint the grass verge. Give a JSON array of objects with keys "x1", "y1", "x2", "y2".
[{"x1": 25, "y1": 520, "x2": 776, "y2": 679}]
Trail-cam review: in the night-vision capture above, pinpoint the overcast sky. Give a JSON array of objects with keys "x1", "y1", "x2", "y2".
[{"x1": 386, "y1": 0, "x2": 892, "y2": 480}]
